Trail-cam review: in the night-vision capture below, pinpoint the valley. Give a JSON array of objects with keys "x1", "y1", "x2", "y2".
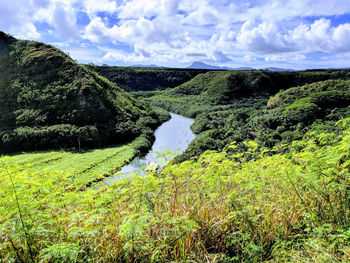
[{"x1": 1, "y1": 31, "x2": 350, "y2": 262}]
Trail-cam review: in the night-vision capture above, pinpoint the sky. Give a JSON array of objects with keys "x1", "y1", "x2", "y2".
[{"x1": 1, "y1": 0, "x2": 350, "y2": 69}]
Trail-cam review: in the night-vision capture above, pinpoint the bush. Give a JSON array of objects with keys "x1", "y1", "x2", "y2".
[{"x1": 283, "y1": 99, "x2": 321, "y2": 124}]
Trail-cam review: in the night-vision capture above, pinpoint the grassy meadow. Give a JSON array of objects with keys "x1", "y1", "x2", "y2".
[{"x1": 1, "y1": 142, "x2": 137, "y2": 188}]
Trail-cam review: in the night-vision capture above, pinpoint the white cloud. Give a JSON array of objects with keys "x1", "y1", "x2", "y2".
[
  {"x1": 0, "y1": 0, "x2": 82, "y2": 41},
  {"x1": 244, "y1": 54, "x2": 257, "y2": 62},
  {"x1": 236, "y1": 21, "x2": 293, "y2": 53},
  {"x1": 117, "y1": 0, "x2": 179, "y2": 19},
  {"x1": 81, "y1": 0, "x2": 350, "y2": 65},
  {"x1": 0, "y1": 0, "x2": 41, "y2": 39},
  {"x1": 52, "y1": 3, "x2": 80, "y2": 40},
  {"x1": 236, "y1": 18, "x2": 350, "y2": 54},
  {"x1": 61, "y1": 46, "x2": 105, "y2": 63},
  {"x1": 3, "y1": 0, "x2": 350, "y2": 68},
  {"x1": 329, "y1": 23, "x2": 350, "y2": 52},
  {"x1": 83, "y1": 0, "x2": 118, "y2": 16},
  {"x1": 264, "y1": 53, "x2": 306, "y2": 62}
]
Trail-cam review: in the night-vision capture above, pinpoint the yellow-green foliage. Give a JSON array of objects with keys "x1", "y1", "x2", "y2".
[
  {"x1": 1, "y1": 120, "x2": 350, "y2": 262},
  {"x1": 1, "y1": 142, "x2": 137, "y2": 187},
  {"x1": 268, "y1": 79, "x2": 350, "y2": 109}
]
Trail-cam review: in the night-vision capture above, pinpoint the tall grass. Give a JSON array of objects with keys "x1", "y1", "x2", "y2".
[{"x1": 1, "y1": 120, "x2": 350, "y2": 262}]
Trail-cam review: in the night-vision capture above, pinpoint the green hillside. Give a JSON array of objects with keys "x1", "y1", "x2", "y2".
[
  {"x1": 87, "y1": 64, "x2": 212, "y2": 92},
  {"x1": 0, "y1": 32, "x2": 165, "y2": 153},
  {"x1": 140, "y1": 70, "x2": 350, "y2": 161},
  {"x1": 147, "y1": 70, "x2": 350, "y2": 117}
]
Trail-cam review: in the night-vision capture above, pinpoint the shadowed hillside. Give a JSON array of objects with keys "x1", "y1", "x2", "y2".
[{"x1": 86, "y1": 64, "x2": 213, "y2": 92}]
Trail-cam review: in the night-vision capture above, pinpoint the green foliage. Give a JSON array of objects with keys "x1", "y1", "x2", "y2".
[
  {"x1": 2, "y1": 30, "x2": 350, "y2": 263},
  {"x1": 1, "y1": 141, "x2": 138, "y2": 186},
  {"x1": 2, "y1": 119, "x2": 350, "y2": 262},
  {"x1": 146, "y1": 70, "x2": 350, "y2": 118},
  {"x1": 87, "y1": 64, "x2": 211, "y2": 92},
  {"x1": 39, "y1": 243, "x2": 83, "y2": 263},
  {"x1": 253, "y1": 79, "x2": 350, "y2": 147},
  {"x1": 283, "y1": 89, "x2": 350, "y2": 124},
  {"x1": 267, "y1": 79, "x2": 350, "y2": 109},
  {"x1": 283, "y1": 100, "x2": 321, "y2": 123},
  {"x1": 0, "y1": 32, "x2": 163, "y2": 153},
  {"x1": 133, "y1": 68, "x2": 350, "y2": 160}
]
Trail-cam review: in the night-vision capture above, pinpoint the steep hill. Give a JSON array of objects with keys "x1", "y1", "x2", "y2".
[{"x1": 0, "y1": 32, "x2": 163, "y2": 153}]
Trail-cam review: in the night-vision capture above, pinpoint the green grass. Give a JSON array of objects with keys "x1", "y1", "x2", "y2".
[
  {"x1": 1, "y1": 119, "x2": 350, "y2": 262},
  {"x1": 1, "y1": 142, "x2": 137, "y2": 187}
]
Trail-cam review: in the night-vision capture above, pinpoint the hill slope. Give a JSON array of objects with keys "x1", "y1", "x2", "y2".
[
  {"x1": 0, "y1": 32, "x2": 162, "y2": 153},
  {"x1": 147, "y1": 69, "x2": 350, "y2": 117},
  {"x1": 87, "y1": 65, "x2": 212, "y2": 92},
  {"x1": 142, "y1": 69, "x2": 350, "y2": 161}
]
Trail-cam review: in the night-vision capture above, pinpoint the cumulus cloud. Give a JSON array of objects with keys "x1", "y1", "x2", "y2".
[
  {"x1": 333, "y1": 24, "x2": 350, "y2": 51},
  {"x1": 236, "y1": 18, "x2": 350, "y2": 54},
  {"x1": 212, "y1": 51, "x2": 231, "y2": 63},
  {"x1": 81, "y1": 0, "x2": 350, "y2": 66},
  {"x1": 3, "y1": 0, "x2": 350, "y2": 68},
  {"x1": 0, "y1": 0, "x2": 41, "y2": 39},
  {"x1": 83, "y1": 0, "x2": 118, "y2": 16},
  {"x1": 117, "y1": 0, "x2": 179, "y2": 19},
  {"x1": 0, "y1": 0, "x2": 82, "y2": 41},
  {"x1": 264, "y1": 53, "x2": 306, "y2": 62},
  {"x1": 236, "y1": 21, "x2": 293, "y2": 53},
  {"x1": 52, "y1": 3, "x2": 80, "y2": 40}
]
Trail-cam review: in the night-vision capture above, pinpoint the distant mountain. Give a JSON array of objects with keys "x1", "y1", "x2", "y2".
[
  {"x1": 188, "y1": 61, "x2": 254, "y2": 71},
  {"x1": 188, "y1": 62, "x2": 228, "y2": 70},
  {"x1": 132, "y1": 64, "x2": 162, "y2": 68},
  {"x1": 263, "y1": 67, "x2": 294, "y2": 71},
  {"x1": 188, "y1": 61, "x2": 295, "y2": 71}
]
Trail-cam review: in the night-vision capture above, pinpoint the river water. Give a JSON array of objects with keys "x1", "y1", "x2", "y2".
[{"x1": 106, "y1": 113, "x2": 195, "y2": 182}]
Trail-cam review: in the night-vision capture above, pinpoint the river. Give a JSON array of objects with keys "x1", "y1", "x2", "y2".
[{"x1": 106, "y1": 113, "x2": 195, "y2": 182}]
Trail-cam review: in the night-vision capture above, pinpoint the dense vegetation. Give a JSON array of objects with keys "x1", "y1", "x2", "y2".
[
  {"x1": 0, "y1": 32, "x2": 168, "y2": 154},
  {"x1": 2, "y1": 32, "x2": 350, "y2": 262},
  {"x1": 87, "y1": 65, "x2": 211, "y2": 92},
  {"x1": 1, "y1": 118, "x2": 350, "y2": 262},
  {"x1": 145, "y1": 69, "x2": 350, "y2": 117},
  {"x1": 138, "y1": 70, "x2": 350, "y2": 161}
]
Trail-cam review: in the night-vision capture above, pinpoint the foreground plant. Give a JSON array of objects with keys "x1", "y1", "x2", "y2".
[{"x1": 1, "y1": 119, "x2": 350, "y2": 262}]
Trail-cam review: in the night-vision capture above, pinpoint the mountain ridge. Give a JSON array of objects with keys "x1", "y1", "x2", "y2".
[{"x1": 187, "y1": 61, "x2": 294, "y2": 71}]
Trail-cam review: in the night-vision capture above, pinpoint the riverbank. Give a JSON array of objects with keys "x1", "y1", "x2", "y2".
[
  {"x1": 106, "y1": 112, "x2": 196, "y2": 182},
  {"x1": 0, "y1": 112, "x2": 195, "y2": 189}
]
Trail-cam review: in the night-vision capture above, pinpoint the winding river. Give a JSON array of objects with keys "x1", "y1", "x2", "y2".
[{"x1": 106, "y1": 113, "x2": 195, "y2": 183}]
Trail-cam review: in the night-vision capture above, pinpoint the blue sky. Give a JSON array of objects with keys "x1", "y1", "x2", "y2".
[{"x1": 1, "y1": 0, "x2": 350, "y2": 69}]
